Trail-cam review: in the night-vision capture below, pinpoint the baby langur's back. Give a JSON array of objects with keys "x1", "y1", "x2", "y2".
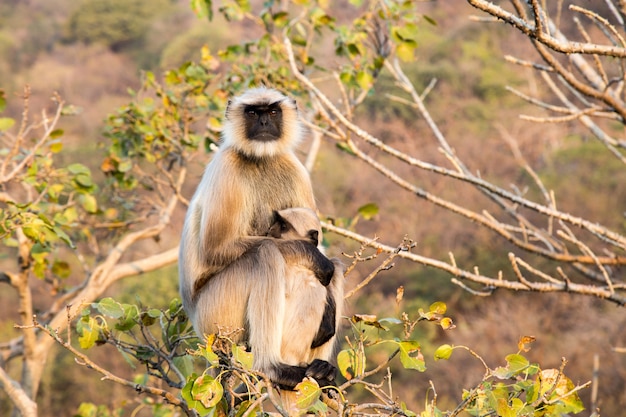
[{"x1": 266, "y1": 208, "x2": 344, "y2": 368}]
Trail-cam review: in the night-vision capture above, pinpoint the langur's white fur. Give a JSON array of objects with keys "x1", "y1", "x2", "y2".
[{"x1": 222, "y1": 87, "x2": 303, "y2": 158}]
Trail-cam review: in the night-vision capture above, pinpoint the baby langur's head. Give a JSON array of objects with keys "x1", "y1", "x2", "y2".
[{"x1": 267, "y1": 207, "x2": 322, "y2": 245}]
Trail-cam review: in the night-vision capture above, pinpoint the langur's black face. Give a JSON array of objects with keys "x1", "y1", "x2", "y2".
[{"x1": 244, "y1": 102, "x2": 283, "y2": 142}]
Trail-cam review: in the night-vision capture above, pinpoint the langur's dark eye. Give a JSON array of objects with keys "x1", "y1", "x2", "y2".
[
  {"x1": 269, "y1": 109, "x2": 278, "y2": 117},
  {"x1": 247, "y1": 110, "x2": 257, "y2": 117}
]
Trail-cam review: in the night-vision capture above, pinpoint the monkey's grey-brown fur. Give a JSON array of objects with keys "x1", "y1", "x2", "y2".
[{"x1": 179, "y1": 87, "x2": 339, "y2": 389}]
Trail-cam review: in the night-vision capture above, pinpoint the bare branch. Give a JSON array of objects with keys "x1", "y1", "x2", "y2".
[{"x1": 467, "y1": 0, "x2": 626, "y2": 57}]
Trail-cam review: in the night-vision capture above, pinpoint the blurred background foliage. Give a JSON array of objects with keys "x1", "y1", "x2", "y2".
[{"x1": 0, "y1": 0, "x2": 624, "y2": 415}]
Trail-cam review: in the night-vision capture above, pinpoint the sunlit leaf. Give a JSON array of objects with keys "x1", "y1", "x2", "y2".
[
  {"x1": 192, "y1": 374, "x2": 223, "y2": 408},
  {"x1": 95, "y1": 297, "x2": 124, "y2": 319},
  {"x1": 429, "y1": 302, "x2": 447, "y2": 315},
  {"x1": 295, "y1": 379, "x2": 322, "y2": 409},
  {"x1": 79, "y1": 194, "x2": 98, "y2": 213},
  {"x1": 182, "y1": 374, "x2": 214, "y2": 416},
  {"x1": 49, "y1": 141, "x2": 63, "y2": 153},
  {"x1": 506, "y1": 353, "x2": 529, "y2": 374},
  {"x1": 272, "y1": 11, "x2": 289, "y2": 28},
  {"x1": 396, "y1": 42, "x2": 416, "y2": 62},
  {"x1": 399, "y1": 401, "x2": 417, "y2": 417},
  {"x1": 197, "y1": 335, "x2": 220, "y2": 365},
  {"x1": 356, "y1": 70, "x2": 374, "y2": 91},
  {"x1": 337, "y1": 348, "x2": 366, "y2": 380},
  {"x1": 232, "y1": 344, "x2": 253, "y2": 369},
  {"x1": 191, "y1": 0, "x2": 213, "y2": 20},
  {"x1": 234, "y1": 400, "x2": 260, "y2": 417},
  {"x1": 357, "y1": 203, "x2": 379, "y2": 220},
  {"x1": 434, "y1": 344, "x2": 454, "y2": 361},
  {"x1": 78, "y1": 317, "x2": 101, "y2": 349},
  {"x1": 440, "y1": 317, "x2": 455, "y2": 330},
  {"x1": 537, "y1": 369, "x2": 585, "y2": 414},
  {"x1": 398, "y1": 340, "x2": 426, "y2": 371},
  {"x1": 0, "y1": 117, "x2": 15, "y2": 132},
  {"x1": 49, "y1": 129, "x2": 64, "y2": 139}
]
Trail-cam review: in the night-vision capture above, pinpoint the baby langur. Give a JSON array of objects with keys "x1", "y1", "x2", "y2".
[
  {"x1": 179, "y1": 87, "x2": 337, "y2": 390},
  {"x1": 267, "y1": 208, "x2": 344, "y2": 385}
]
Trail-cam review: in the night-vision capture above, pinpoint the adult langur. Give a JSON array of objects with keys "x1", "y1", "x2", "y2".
[{"x1": 179, "y1": 87, "x2": 338, "y2": 389}]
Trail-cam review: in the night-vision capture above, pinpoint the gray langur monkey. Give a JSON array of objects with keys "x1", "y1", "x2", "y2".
[
  {"x1": 266, "y1": 208, "x2": 344, "y2": 377},
  {"x1": 179, "y1": 87, "x2": 338, "y2": 389}
]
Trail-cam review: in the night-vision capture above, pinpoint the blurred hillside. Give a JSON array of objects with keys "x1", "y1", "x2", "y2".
[{"x1": 0, "y1": 0, "x2": 625, "y2": 415}]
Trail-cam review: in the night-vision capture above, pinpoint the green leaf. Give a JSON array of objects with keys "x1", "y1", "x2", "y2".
[
  {"x1": 396, "y1": 42, "x2": 416, "y2": 62},
  {"x1": 191, "y1": 0, "x2": 213, "y2": 20},
  {"x1": 337, "y1": 348, "x2": 366, "y2": 380},
  {"x1": 423, "y1": 15, "x2": 438, "y2": 26},
  {"x1": 336, "y1": 141, "x2": 356, "y2": 155},
  {"x1": 434, "y1": 344, "x2": 454, "y2": 361},
  {"x1": 94, "y1": 297, "x2": 124, "y2": 319},
  {"x1": 505, "y1": 353, "x2": 529, "y2": 374},
  {"x1": 357, "y1": 203, "x2": 379, "y2": 220},
  {"x1": 49, "y1": 129, "x2": 64, "y2": 138},
  {"x1": 173, "y1": 356, "x2": 195, "y2": 379},
  {"x1": 272, "y1": 11, "x2": 289, "y2": 28},
  {"x1": 356, "y1": 70, "x2": 374, "y2": 91},
  {"x1": 0, "y1": 117, "x2": 15, "y2": 132},
  {"x1": 182, "y1": 374, "x2": 214, "y2": 416},
  {"x1": 295, "y1": 379, "x2": 322, "y2": 409},
  {"x1": 67, "y1": 163, "x2": 91, "y2": 175},
  {"x1": 61, "y1": 104, "x2": 82, "y2": 115},
  {"x1": 232, "y1": 344, "x2": 253, "y2": 369},
  {"x1": 49, "y1": 141, "x2": 63, "y2": 153},
  {"x1": 192, "y1": 374, "x2": 223, "y2": 409},
  {"x1": 51, "y1": 259, "x2": 71, "y2": 279},
  {"x1": 115, "y1": 304, "x2": 139, "y2": 331},
  {"x1": 78, "y1": 317, "x2": 101, "y2": 349},
  {"x1": 234, "y1": 400, "x2": 260, "y2": 417},
  {"x1": 79, "y1": 194, "x2": 98, "y2": 213},
  {"x1": 117, "y1": 160, "x2": 133, "y2": 173},
  {"x1": 400, "y1": 401, "x2": 417, "y2": 417},
  {"x1": 0, "y1": 90, "x2": 6, "y2": 112},
  {"x1": 398, "y1": 341, "x2": 426, "y2": 371}
]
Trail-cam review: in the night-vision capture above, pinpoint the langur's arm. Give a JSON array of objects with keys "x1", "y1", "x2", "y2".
[
  {"x1": 277, "y1": 240, "x2": 335, "y2": 286},
  {"x1": 310, "y1": 293, "x2": 336, "y2": 349}
]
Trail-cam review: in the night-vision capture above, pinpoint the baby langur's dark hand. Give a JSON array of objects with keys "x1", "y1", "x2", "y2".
[
  {"x1": 305, "y1": 359, "x2": 337, "y2": 387},
  {"x1": 315, "y1": 255, "x2": 335, "y2": 286}
]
